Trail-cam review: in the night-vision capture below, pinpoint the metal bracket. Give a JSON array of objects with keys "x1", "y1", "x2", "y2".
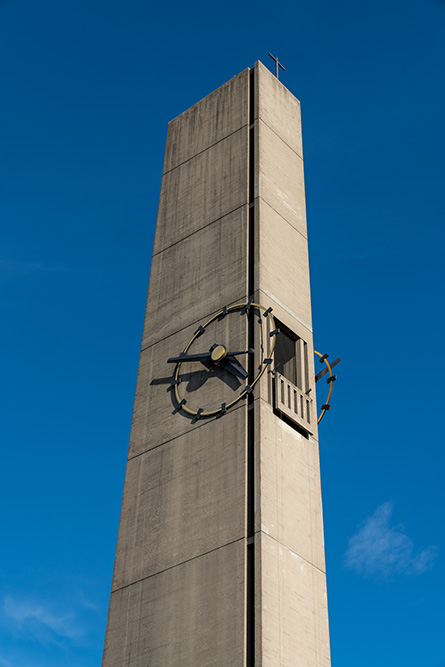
[
  {"x1": 315, "y1": 357, "x2": 341, "y2": 382},
  {"x1": 173, "y1": 398, "x2": 186, "y2": 414},
  {"x1": 241, "y1": 298, "x2": 253, "y2": 314}
]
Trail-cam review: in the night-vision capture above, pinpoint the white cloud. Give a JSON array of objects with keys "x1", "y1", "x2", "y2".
[
  {"x1": 0, "y1": 256, "x2": 80, "y2": 279},
  {"x1": 76, "y1": 590, "x2": 102, "y2": 612},
  {"x1": 344, "y1": 502, "x2": 438, "y2": 578},
  {"x1": 0, "y1": 258, "x2": 54, "y2": 277},
  {"x1": 3, "y1": 597, "x2": 84, "y2": 646}
]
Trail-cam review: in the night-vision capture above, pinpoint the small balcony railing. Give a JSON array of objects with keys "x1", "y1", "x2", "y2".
[{"x1": 274, "y1": 372, "x2": 313, "y2": 434}]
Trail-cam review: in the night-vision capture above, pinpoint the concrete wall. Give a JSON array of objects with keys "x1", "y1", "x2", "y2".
[
  {"x1": 253, "y1": 62, "x2": 330, "y2": 666},
  {"x1": 102, "y1": 68, "x2": 250, "y2": 667}
]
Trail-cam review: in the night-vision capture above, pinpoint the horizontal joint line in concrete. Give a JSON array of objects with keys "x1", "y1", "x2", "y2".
[
  {"x1": 252, "y1": 395, "x2": 319, "y2": 443},
  {"x1": 162, "y1": 124, "x2": 249, "y2": 177},
  {"x1": 254, "y1": 529, "x2": 326, "y2": 575},
  {"x1": 127, "y1": 391, "x2": 320, "y2": 470},
  {"x1": 152, "y1": 203, "x2": 247, "y2": 258},
  {"x1": 127, "y1": 400, "x2": 246, "y2": 462},
  {"x1": 258, "y1": 116, "x2": 304, "y2": 162},
  {"x1": 110, "y1": 537, "x2": 245, "y2": 595},
  {"x1": 257, "y1": 195, "x2": 308, "y2": 242},
  {"x1": 139, "y1": 292, "x2": 249, "y2": 352},
  {"x1": 257, "y1": 285, "x2": 313, "y2": 335}
]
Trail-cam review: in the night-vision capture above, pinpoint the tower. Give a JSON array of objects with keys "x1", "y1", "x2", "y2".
[{"x1": 102, "y1": 61, "x2": 331, "y2": 666}]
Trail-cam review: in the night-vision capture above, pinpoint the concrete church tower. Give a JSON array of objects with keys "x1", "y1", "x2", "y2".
[{"x1": 102, "y1": 61, "x2": 331, "y2": 666}]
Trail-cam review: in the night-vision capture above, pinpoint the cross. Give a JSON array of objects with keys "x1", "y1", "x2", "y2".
[{"x1": 268, "y1": 53, "x2": 285, "y2": 80}]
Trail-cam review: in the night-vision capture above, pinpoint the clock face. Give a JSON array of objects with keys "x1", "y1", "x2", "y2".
[{"x1": 168, "y1": 301, "x2": 278, "y2": 418}]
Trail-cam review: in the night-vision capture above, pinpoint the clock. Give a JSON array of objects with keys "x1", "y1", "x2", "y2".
[{"x1": 167, "y1": 301, "x2": 278, "y2": 418}]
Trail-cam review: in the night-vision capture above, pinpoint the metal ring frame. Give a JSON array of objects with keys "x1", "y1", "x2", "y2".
[
  {"x1": 173, "y1": 302, "x2": 277, "y2": 418},
  {"x1": 314, "y1": 350, "x2": 334, "y2": 424}
]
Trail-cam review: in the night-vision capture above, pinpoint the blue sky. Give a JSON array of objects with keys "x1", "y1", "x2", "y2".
[{"x1": 1, "y1": 0, "x2": 444, "y2": 665}]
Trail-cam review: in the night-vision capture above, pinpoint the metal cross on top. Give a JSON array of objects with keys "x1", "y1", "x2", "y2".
[{"x1": 268, "y1": 52, "x2": 285, "y2": 80}]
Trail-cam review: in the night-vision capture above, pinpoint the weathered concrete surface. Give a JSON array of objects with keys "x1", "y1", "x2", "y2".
[
  {"x1": 103, "y1": 540, "x2": 246, "y2": 667},
  {"x1": 254, "y1": 60, "x2": 303, "y2": 159},
  {"x1": 104, "y1": 68, "x2": 251, "y2": 667},
  {"x1": 255, "y1": 116, "x2": 308, "y2": 239},
  {"x1": 154, "y1": 126, "x2": 249, "y2": 255},
  {"x1": 255, "y1": 400, "x2": 325, "y2": 571},
  {"x1": 163, "y1": 68, "x2": 249, "y2": 173},
  {"x1": 113, "y1": 406, "x2": 247, "y2": 590},
  {"x1": 256, "y1": 532, "x2": 331, "y2": 667},
  {"x1": 252, "y1": 63, "x2": 330, "y2": 666},
  {"x1": 143, "y1": 205, "x2": 249, "y2": 349},
  {"x1": 255, "y1": 198, "x2": 313, "y2": 331}
]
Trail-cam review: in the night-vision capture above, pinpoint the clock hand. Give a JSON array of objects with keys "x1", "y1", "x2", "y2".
[
  {"x1": 169, "y1": 344, "x2": 229, "y2": 365},
  {"x1": 167, "y1": 352, "x2": 212, "y2": 363},
  {"x1": 226, "y1": 348, "x2": 254, "y2": 357},
  {"x1": 221, "y1": 356, "x2": 249, "y2": 380},
  {"x1": 167, "y1": 347, "x2": 253, "y2": 368}
]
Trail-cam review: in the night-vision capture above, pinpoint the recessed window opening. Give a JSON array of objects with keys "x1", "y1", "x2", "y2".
[
  {"x1": 274, "y1": 320, "x2": 309, "y2": 394},
  {"x1": 274, "y1": 323, "x2": 297, "y2": 385}
]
